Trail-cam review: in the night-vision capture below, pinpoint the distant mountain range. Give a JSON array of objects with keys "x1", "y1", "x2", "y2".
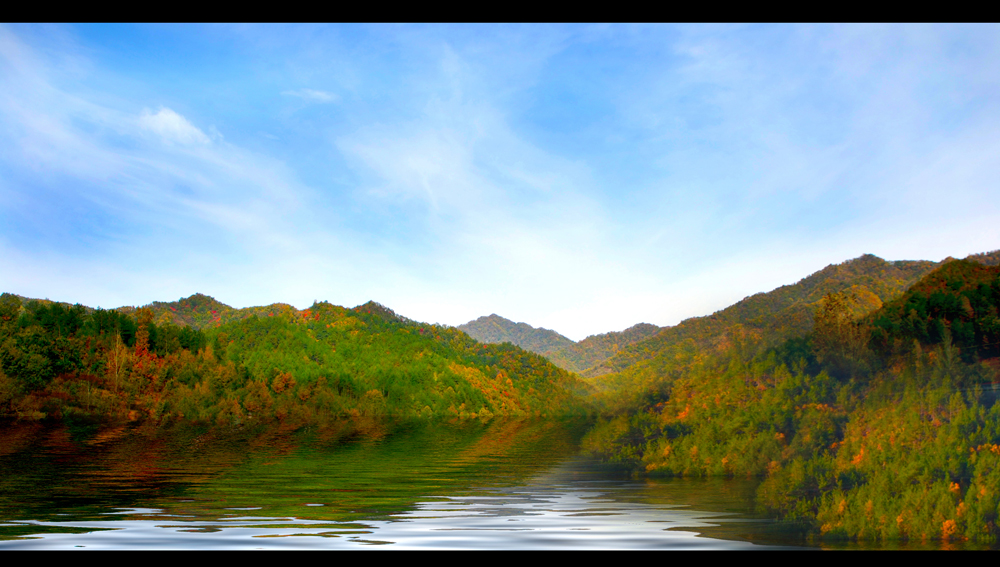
[
  {"x1": 460, "y1": 250, "x2": 1000, "y2": 377},
  {"x1": 457, "y1": 315, "x2": 660, "y2": 375},
  {"x1": 10, "y1": 249, "x2": 999, "y2": 381}
]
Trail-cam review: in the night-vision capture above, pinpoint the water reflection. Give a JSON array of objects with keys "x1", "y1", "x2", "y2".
[
  {"x1": 0, "y1": 461, "x2": 787, "y2": 549},
  {"x1": 0, "y1": 421, "x2": 800, "y2": 549}
]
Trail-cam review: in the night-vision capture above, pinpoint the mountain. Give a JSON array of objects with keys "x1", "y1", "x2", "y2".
[
  {"x1": 212, "y1": 300, "x2": 591, "y2": 421},
  {"x1": 589, "y1": 253, "x2": 943, "y2": 378},
  {"x1": 458, "y1": 315, "x2": 576, "y2": 357},
  {"x1": 457, "y1": 315, "x2": 661, "y2": 375},
  {"x1": 460, "y1": 253, "x2": 1000, "y2": 378},
  {"x1": 1, "y1": 292, "x2": 299, "y2": 331}
]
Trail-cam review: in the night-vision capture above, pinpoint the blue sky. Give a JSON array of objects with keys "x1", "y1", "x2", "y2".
[{"x1": 1, "y1": 24, "x2": 998, "y2": 340}]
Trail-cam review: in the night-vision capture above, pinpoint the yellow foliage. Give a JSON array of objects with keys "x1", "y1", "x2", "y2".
[{"x1": 447, "y1": 362, "x2": 522, "y2": 418}]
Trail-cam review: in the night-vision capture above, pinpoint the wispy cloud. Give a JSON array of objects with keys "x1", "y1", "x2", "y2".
[
  {"x1": 281, "y1": 88, "x2": 338, "y2": 103},
  {"x1": 1, "y1": 24, "x2": 999, "y2": 340},
  {"x1": 138, "y1": 107, "x2": 211, "y2": 145},
  {"x1": 0, "y1": 26, "x2": 330, "y2": 310}
]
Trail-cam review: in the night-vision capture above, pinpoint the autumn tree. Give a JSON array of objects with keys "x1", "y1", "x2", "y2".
[{"x1": 134, "y1": 307, "x2": 153, "y2": 357}]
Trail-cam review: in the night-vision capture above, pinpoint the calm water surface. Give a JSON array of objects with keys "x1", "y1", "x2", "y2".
[{"x1": 0, "y1": 420, "x2": 812, "y2": 549}]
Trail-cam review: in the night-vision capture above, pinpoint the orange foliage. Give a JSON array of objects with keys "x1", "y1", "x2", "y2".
[
  {"x1": 851, "y1": 447, "x2": 865, "y2": 466},
  {"x1": 942, "y1": 519, "x2": 959, "y2": 540},
  {"x1": 677, "y1": 404, "x2": 691, "y2": 420},
  {"x1": 272, "y1": 372, "x2": 296, "y2": 394}
]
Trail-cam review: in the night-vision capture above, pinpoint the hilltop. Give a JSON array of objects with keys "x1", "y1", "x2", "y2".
[
  {"x1": 589, "y1": 253, "x2": 942, "y2": 378},
  {"x1": 143, "y1": 293, "x2": 298, "y2": 329},
  {"x1": 458, "y1": 315, "x2": 660, "y2": 375},
  {"x1": 458, "y1": 314, "x2": 575, "y2": 356}
]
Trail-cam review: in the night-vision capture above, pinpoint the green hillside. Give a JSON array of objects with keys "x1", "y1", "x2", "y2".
[
  {"x1": 583, "y1": 253, "x2": 1000, "y2": 543},
  {"x1": 0, "y1": 294, "x2": 590, "y2": 430},
  {"x1": 868, "y1": 258, "x2": 1000, "y2": 361},
  {"x1": 588, "y1": 254, "x2": 941, "y2": 379},
  {"x1": 143, "y1": 293, "x2": 298, "y2": 329},
  {"x1": 547, "y1": 323, "x2": 661, "y2": 374}
]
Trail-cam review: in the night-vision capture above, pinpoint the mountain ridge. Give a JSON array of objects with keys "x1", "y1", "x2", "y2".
[
  {"x1": 457, "y1": 251, "x2": 1000, "y2": 377},
  {"x1": 588, "y1": 253, "x2": 943, "y2": 377},
  {"x1": 457, "y1": 315, "x2": 661, "y2": 374}
]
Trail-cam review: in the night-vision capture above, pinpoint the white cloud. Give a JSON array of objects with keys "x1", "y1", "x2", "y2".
[
  {"x1": 138, "y1": 107, "x2": 210, "y2": 145},
  {"x1": 281, "y1": 88, "x2": 338, "y2": 103}
]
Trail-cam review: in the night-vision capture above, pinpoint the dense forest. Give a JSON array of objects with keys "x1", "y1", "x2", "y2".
[
  {"x1": 3, "y1": 249, "x2": 1000, "y2": 544},
  {"x1": 583, "y1": 254, "x2": 1000, "y2": 543},
  {"x1": 0, "y1": 295, "x2": 591, "y2": 435}
]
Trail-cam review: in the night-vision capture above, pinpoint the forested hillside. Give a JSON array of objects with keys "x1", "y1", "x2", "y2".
[
  {"x1": 0, "y1": 295, "x2": 590, "y2": 431},
  {"x1": 145, "y1": 293, "x2": 299, "y2": 329},
  {"x1": 461, "y1": 253, "x2": 994, "y2": 381},
  {"x1": 584, "y1": 254, "x2": 1000, "y2": 543},
  {"x1": 548, "y1": 323, "x2": 662, "y2": 374},
  {"x1": 967, "y1": 249, "x2": 1000, "y2": 267},
  {"x1": 869, "y1": 258, "x2": 1000, "y2": 362},
  {"x1": 586, "y1": 254, "x2": 941, "y2": 380}
]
